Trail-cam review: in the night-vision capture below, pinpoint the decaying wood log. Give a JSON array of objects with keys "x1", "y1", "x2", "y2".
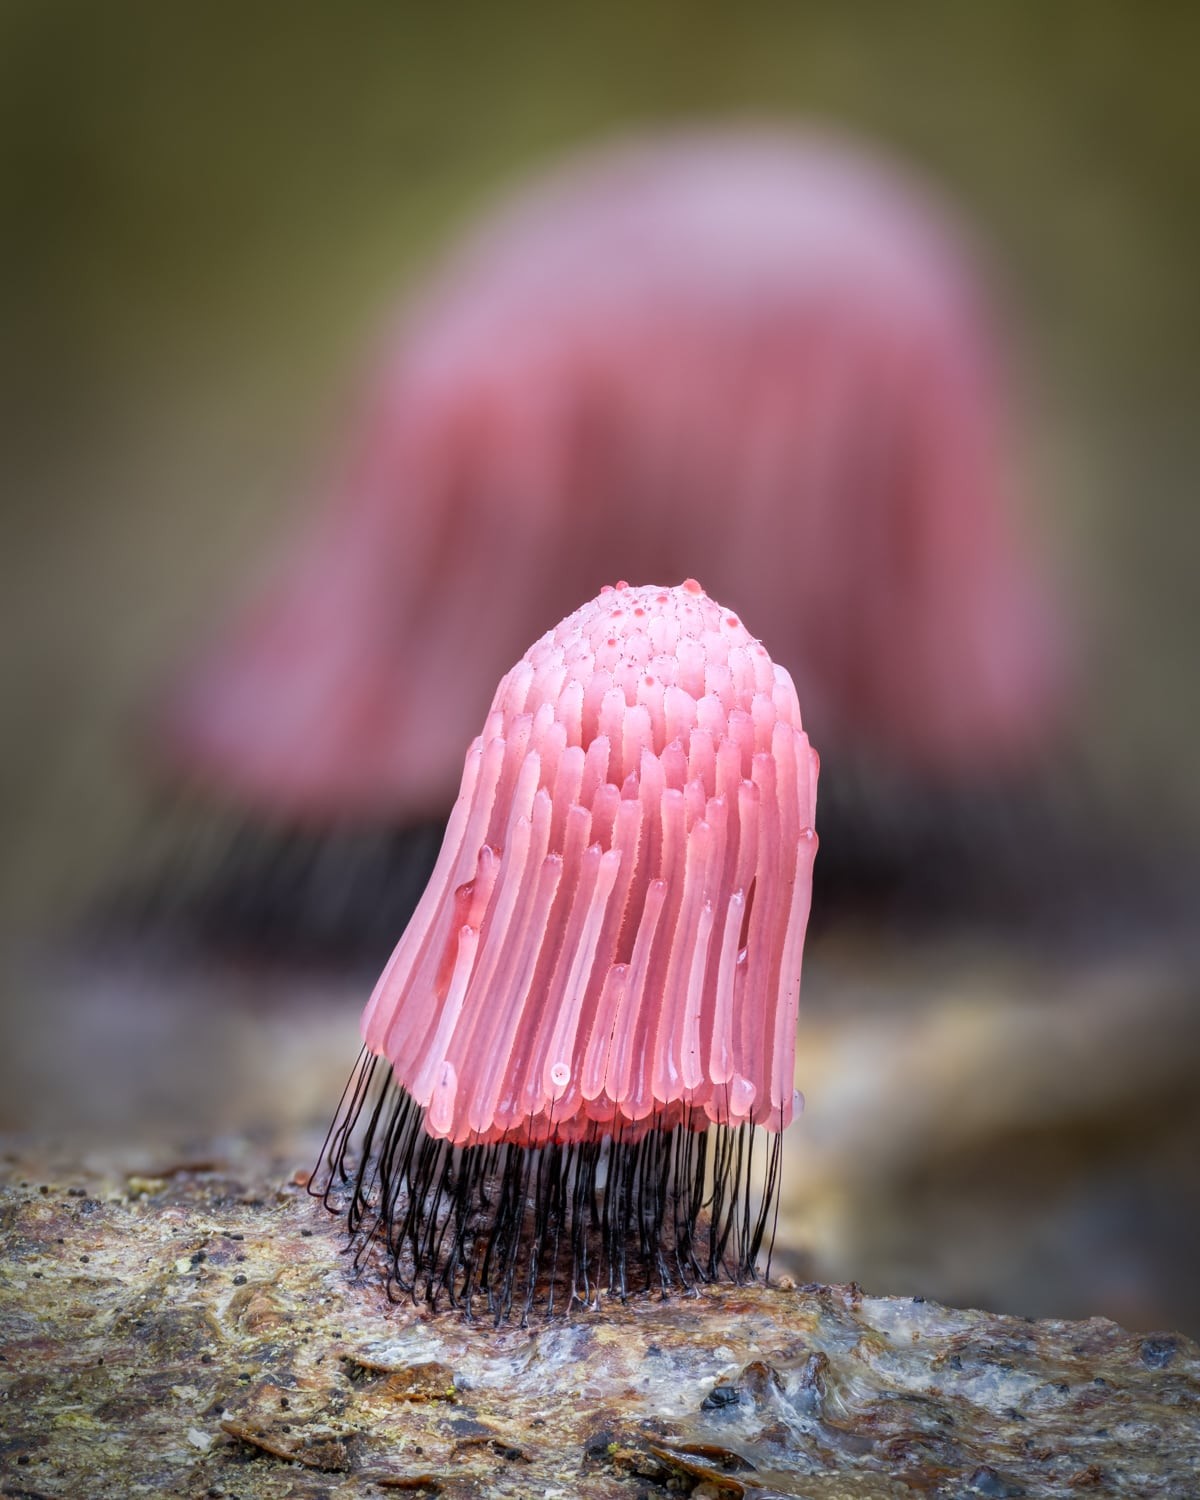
[{"x1": 2, "y1": 1136, "x2": 1198, "y2": 1498}]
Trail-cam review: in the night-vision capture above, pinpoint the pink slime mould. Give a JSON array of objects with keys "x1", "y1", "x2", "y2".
[
  {"x1": 160, "y1": 129, "x2": 1066, "y2": 828},
  {"x1": 313, "y1": 580, "x2": 818, "y2": 1317}
]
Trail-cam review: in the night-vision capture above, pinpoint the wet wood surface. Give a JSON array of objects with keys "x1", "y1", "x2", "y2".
[{"x1": 2, "y1": 1135, "x2": 1199, "y2": 1498}]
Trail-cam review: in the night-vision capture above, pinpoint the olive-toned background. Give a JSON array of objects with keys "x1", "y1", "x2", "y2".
[{"x1": 2, "y1": 2, "x2": 1198, "y2": 1332}]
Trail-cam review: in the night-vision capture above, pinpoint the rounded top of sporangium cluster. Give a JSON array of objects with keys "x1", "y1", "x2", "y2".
[{"x1": 361, "y1": 579, "x2": 819, "y2": 1147}]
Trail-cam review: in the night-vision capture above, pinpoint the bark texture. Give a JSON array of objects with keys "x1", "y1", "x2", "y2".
[{"x1": 2, "y1": 1137, "x2": 1198, "y2": 1499}]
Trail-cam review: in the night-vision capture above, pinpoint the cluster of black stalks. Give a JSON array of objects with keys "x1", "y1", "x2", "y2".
[{"x1": 311, "y1": 1048, "x2": 783, "y2": 1324}]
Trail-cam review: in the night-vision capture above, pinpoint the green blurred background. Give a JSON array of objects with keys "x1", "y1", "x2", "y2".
[
  {"x1": 4, "y1": 0, "x2": 1200, "y2": 927},
  {"x1": 2, "y1": 1, "x2": 1198, "y2": 1331}
]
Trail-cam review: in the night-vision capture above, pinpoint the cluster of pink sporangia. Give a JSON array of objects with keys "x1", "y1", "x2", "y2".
[{"x1": 361, "y1": 579, "x2": 819, "y2": 1147}]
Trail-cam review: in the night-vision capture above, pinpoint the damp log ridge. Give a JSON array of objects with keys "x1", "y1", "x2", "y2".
[{"x1": 2, "y1": 1137, "x2": 1198, "y2": 1498}]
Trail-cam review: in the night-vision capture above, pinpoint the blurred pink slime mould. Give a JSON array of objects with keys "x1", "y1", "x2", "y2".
[
  {"x1": 161, "y1": 129, "x2": 1066, "y2": 827},
  {"x1": 313, "y1": 580, "x2": 819, "y2": 1315}
]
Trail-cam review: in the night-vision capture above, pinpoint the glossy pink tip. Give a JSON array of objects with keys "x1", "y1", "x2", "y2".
[{"x1": 361, "y1": 581, "x2": 818, "y2": 1147}]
